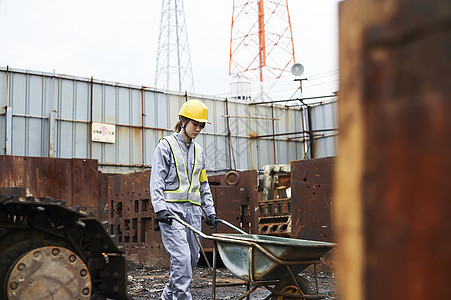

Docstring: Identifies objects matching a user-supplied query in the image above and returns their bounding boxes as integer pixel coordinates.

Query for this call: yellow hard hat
[178,100,211,124]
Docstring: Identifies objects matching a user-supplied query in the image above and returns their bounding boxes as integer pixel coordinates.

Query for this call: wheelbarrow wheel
[270,275,314,299]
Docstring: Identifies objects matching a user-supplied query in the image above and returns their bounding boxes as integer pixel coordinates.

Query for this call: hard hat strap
[180,117,192,142]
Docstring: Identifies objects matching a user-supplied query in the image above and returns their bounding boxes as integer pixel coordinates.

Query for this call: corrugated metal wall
[0,67,337,173]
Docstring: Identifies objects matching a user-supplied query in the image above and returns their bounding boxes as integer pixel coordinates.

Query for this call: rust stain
[0,156,98,213]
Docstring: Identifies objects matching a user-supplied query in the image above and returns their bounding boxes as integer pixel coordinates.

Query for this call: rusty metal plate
[71,159,99,212]
[0,156,99,214]
[201,185,242,250]
[290,157,335,242]
[290,157,335,271]
[106,170,169,268]
[208,170,259,234]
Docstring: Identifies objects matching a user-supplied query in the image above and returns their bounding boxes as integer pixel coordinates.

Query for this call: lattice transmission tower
[155,0,194,92]
[229,0,296,101]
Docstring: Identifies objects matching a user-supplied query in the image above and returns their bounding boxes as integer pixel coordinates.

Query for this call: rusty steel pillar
[336,0,451,299]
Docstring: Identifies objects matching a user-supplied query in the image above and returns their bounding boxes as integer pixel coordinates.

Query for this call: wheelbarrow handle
[167,216,247,235]
[167,215,208,238]
[215,218,247,234]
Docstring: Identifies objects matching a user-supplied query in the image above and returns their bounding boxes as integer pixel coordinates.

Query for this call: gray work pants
[160,202,202,300]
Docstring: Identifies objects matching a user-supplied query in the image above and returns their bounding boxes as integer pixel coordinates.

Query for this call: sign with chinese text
[92,122,116,143]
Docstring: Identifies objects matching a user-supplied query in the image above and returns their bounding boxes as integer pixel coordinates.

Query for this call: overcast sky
[0,0,340,101]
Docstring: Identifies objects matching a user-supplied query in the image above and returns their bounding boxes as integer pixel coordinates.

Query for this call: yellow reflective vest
[162,135,204,206]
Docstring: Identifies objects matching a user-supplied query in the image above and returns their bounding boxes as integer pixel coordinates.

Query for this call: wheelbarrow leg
[237,286,258,300]
[314,263,319,294]
[193,231,212,272]
[286,265,304,296]
[212,241,218,300]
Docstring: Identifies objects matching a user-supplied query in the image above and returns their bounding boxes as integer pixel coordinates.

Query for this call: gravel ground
[126,261,337,300]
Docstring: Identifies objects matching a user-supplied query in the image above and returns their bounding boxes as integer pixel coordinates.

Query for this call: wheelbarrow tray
[213,233,334,282]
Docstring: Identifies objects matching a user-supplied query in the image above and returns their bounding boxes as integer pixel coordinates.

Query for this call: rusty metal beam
[336,0,451,299]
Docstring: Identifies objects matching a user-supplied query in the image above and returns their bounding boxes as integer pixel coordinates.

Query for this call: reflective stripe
[163,135,203,206]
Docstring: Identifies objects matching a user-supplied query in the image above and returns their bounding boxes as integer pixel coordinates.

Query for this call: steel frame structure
[155,0,194,92]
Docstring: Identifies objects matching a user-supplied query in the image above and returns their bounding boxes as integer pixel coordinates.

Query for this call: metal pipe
[222,114,280,121]
[248,105,254,170]
[194,232,212,272]
[216,219,247,234]
[49,70,56,158]
[246,282,251,300]
[300,106,308,159]
[89,76,93,159]
[248,245,254,283]
[271,104,276,164]
[225,98,237,170]
[264,285,325,299]
[4,66,9,108]
[314,263,319,294]
[307,105,314,158]
[286,265,303,296]
[212,241,217,300]
[251,128,338,139]
[98,162,152,168]
[214,282,249,287]
[141,86,145,171]
[4,66,10,155]
[236,286,258,300]
[249,94,336,105]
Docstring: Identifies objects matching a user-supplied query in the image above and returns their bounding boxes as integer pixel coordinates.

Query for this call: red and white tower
[229,0,296,101]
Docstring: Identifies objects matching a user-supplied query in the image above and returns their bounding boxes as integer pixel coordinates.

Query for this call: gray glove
[156,209,172,225]
[205,214,217,229]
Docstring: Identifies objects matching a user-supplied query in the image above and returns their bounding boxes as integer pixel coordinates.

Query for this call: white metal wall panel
[73,123,89,158]
[0,71,7,154]
[12,116,26,156]
[74,81,90,122]
[234,136,250,170]
[1,67,337,173]
[10,74,26,114]
[153,92,169,129]
[310,101,338,158]
[0,114,5,153]
[227,101,249,138]
[0,72,7,107]
[57,121,73,158]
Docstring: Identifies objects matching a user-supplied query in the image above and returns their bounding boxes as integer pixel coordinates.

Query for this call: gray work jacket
[150,133,216,217]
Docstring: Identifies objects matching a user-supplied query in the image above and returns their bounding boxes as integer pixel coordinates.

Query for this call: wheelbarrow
[169,215,335,300]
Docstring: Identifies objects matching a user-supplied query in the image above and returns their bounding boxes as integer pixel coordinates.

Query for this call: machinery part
[7,246,91,299]
[259,215,292,237]
[0,195,128,300]
[224,170,240,186]
[271,275,314,300]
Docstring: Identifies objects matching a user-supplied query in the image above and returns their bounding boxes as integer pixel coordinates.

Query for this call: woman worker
[150,99,217,300]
